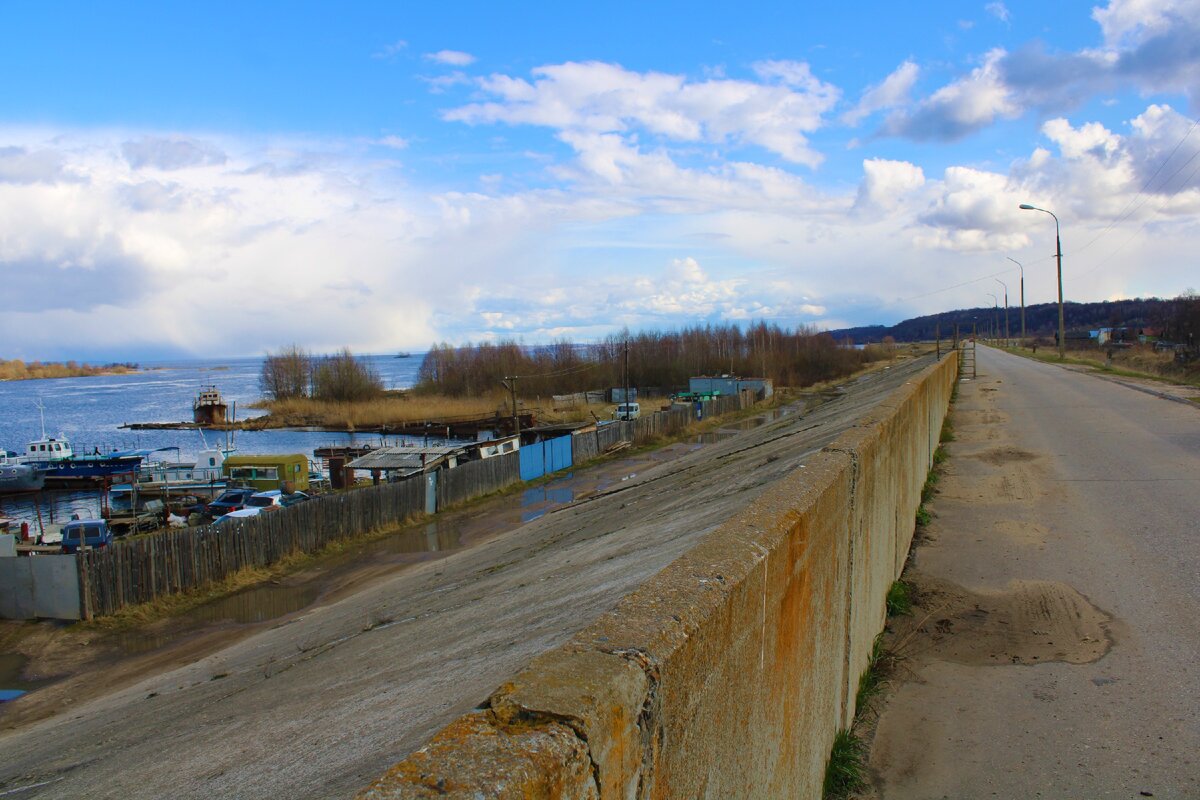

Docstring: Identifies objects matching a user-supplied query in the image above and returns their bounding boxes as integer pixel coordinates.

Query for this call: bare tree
[260,345,313,400]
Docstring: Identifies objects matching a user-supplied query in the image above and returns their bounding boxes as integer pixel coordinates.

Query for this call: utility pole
[501,377,520,438]
[623,338,630,408]
[1007,257,1026,345]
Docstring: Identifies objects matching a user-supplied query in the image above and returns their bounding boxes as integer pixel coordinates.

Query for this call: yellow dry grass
[249,392,513,429]
[0,359,137,381]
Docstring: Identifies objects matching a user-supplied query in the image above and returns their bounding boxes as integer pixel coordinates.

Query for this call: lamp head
[1019,203,1036,210]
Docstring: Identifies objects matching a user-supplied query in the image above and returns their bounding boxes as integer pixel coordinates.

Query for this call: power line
[1071,115,1200,258]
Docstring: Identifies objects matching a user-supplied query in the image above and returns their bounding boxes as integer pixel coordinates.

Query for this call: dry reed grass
[249,391,513,429]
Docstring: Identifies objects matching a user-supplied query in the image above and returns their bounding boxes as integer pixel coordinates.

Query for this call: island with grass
[0,359,139,381]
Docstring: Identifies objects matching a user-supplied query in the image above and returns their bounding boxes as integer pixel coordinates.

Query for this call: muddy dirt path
[0,357,933,800]
[864,346,1200,799]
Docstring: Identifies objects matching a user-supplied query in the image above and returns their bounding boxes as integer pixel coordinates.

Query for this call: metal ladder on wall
[958,337,977,379]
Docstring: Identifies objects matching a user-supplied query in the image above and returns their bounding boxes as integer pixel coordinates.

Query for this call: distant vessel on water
[193,385,228,425]
[395,352,411,359]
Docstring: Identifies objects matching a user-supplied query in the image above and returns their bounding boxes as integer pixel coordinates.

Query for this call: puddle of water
[693,432,739,444]
[379,522,462,555]
[0,652,51,700]
[185,584,320,625]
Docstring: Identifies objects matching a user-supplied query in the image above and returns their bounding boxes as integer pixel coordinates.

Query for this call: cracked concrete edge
[356,711,598,800]
[354,354,957,799]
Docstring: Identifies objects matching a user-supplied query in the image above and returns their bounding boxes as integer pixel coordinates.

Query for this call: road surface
[0,356,934,800]
[868,346,1200,798]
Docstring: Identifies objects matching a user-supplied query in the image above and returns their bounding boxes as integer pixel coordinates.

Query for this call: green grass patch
[915,505,932,527]
[823,729,867,799]
[886,580,913,617]
[921,471,940,504]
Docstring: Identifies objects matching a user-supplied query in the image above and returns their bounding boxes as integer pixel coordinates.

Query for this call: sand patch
[889,573,1112,668]
[973,446,1038,466]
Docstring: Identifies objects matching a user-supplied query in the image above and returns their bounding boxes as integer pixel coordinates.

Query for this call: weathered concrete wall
[359,354,957,800]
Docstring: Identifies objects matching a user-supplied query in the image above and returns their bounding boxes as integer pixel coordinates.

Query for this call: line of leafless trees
[416,322,884,397]
[260,346,384,402]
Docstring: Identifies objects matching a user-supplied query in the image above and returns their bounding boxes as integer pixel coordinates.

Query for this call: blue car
[61,520,114,554]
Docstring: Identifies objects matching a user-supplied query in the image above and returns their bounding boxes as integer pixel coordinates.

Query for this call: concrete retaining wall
[359,354,957,799]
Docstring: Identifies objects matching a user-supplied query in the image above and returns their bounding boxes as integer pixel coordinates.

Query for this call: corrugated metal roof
[345,445,465,471]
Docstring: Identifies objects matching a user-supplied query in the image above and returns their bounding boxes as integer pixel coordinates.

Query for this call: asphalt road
[0,356,935,800]
[869,346,1200,798]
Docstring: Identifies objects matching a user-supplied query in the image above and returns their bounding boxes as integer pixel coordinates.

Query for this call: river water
[0,354,427,526]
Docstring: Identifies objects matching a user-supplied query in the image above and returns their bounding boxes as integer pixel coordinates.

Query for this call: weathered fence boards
[437,452,520,507]
[75,392,755,619]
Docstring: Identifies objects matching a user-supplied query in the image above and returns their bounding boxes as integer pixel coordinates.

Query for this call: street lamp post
[995,278,1010,346]
[987,292,999,341]
[1006,256,1026,344]
[1019,204,1065,359]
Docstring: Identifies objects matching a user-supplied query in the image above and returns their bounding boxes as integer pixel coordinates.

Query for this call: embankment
[358,353,957,799]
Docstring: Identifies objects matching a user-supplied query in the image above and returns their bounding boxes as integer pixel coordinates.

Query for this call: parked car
[245,489,284,511]
[280,490,311,508]
[61,519,113,554]
[614,402,640,420]
[206,488,256,517]
[213,507,263,527]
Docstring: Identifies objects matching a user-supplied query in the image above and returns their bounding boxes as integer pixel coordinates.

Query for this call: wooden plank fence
[80,392,756,618]
[437,451,520,507]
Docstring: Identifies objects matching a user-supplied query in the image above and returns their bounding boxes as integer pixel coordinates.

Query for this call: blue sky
[2,0,1198,359]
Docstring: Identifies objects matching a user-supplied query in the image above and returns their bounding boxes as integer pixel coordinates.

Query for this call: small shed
[688,375,774,399]
[345,445,466,481]
[223,454,309,491]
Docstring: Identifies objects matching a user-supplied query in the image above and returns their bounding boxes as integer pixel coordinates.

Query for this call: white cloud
[885,49,1019,140]
[121,136,227,170]
[842,61,920,126]
[372,39,408,60]
[445,60,840,166]
[3,99,1199,359]
[855,158,926,213]
[885,0,1200,142]
[986,2,1011,23]
[375,135,409,150]
[424,50,476,67]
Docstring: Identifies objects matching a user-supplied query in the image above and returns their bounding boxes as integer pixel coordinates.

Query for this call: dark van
[61,520,114,554]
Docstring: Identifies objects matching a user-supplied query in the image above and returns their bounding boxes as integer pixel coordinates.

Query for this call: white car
[245,490,284,510]
[214,507,264,526]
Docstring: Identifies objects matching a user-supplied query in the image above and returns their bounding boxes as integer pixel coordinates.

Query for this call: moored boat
[15,435,143,483]
[193,386,228,425]
[0,451,45,494]
[110,446,230,502]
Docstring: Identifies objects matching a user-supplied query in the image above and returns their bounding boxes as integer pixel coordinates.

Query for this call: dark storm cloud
[0,243,153,311]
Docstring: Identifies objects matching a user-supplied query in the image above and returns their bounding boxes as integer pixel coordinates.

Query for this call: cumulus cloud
[121,136,227,170]
[445,60,840,166]
[0,146,74,184]
[425,49,476,66]
[854,158,926,213]
[886,0,1200,142]
[885,49,1019,140]
[842,61,920,126]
